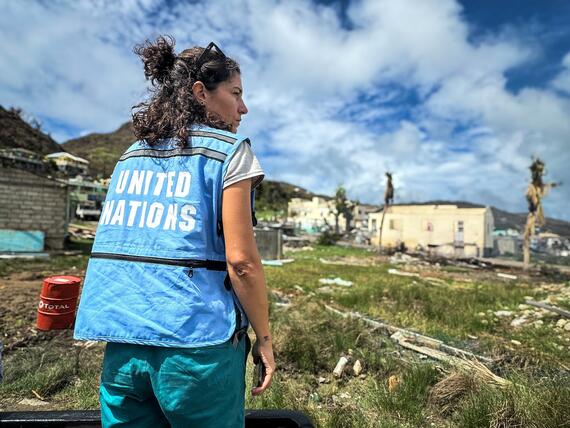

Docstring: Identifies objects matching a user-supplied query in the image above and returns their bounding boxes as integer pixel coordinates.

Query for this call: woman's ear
[192,81,207,105]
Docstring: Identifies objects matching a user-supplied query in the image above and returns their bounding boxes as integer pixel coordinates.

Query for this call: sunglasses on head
[195,42,226,71]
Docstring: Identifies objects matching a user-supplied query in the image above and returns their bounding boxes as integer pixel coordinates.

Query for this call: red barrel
[36,276,81,330]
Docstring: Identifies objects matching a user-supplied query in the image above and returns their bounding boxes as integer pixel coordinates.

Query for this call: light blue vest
[74,126,252,347]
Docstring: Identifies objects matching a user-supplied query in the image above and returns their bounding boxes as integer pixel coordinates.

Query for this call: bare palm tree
[334,185,348,234]
[523,158,560,270]
[378,172,394,249]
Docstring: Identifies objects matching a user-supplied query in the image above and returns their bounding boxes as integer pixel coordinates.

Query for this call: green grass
[1,245,569,427]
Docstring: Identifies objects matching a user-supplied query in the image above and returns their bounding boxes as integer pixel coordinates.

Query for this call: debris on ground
[333,356,349,378]
[318,277,353,287]
[497,272,518,280]
[262,258,294,266]
[525,300,570,319]
[270,290,293,308]
[388,375,400,392]
[387,268,420,278]
[325,305,492,364]
[18,398,48,407]
[68,223,96,240]
[319,256,375,266]
[353,359,363,376]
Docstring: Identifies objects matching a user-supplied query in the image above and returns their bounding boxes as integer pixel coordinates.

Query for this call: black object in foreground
[0,409,315,428]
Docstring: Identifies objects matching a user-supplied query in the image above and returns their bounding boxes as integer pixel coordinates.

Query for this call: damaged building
[369,203,495,257]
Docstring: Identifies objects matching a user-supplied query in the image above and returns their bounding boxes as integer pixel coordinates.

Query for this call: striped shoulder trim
[119,147,226,162]
[190,130,238,144]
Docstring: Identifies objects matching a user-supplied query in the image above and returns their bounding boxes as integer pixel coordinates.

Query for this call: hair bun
[134,35,176,84]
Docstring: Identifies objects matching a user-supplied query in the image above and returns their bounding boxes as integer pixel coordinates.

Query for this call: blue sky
[1,0,569,220]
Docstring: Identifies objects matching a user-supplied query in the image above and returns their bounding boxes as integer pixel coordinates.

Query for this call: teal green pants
[99,338,247,428]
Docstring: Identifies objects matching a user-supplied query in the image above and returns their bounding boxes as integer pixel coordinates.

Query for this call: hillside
[255,180,324,212]
[63,122,135,177]
[0,106,62,155]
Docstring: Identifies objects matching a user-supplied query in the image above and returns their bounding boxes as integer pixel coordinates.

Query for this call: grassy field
[1,245,569,427]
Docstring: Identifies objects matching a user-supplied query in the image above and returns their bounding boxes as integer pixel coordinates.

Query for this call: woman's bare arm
[222,178,275,395]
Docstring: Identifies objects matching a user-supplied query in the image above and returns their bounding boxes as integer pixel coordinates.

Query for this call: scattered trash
[525,300,570,319]
[510,340,522,346]
[326,304,492,364]
[317,286,335,294]
[319,277,353,287]
[510,317,528,327]
[293,285,305,293]
[318,376,328,384]
[333,356,349,378]
[497,272,518,280]
[467,334,478,340]
[389,252,419,264]
[18,398,48,407]
[388,268,420,278]
[494,310,513,318]
[0,253,49,259]
[353,359,363,376]
[388,375,399,392]
[262,259,295,266]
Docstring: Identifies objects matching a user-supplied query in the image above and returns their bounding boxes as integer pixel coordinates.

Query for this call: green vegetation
[1,246,569,427]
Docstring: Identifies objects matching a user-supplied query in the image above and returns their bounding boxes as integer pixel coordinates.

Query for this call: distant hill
[255,181,325,212]
[63,122,135,177]
[0,106,62,155]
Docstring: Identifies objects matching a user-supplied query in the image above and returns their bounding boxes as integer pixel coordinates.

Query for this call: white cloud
[1,0,569,220]
[551,52,570,94]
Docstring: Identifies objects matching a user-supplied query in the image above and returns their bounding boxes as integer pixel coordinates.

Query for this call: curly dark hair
[131,35,241,146]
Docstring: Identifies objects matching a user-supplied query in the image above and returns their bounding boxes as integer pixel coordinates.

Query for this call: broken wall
[0,167,68,250]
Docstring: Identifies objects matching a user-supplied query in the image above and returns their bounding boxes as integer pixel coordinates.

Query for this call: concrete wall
[369,205,494,257]
[254,228,283,260]
[0,167,68,250]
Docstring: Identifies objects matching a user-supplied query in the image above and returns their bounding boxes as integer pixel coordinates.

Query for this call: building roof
[45,151,89,164]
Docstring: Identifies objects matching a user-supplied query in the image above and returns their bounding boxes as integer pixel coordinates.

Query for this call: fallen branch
[324,304,492,364]
[525,300,570,319]
[388,268,420,278]
[391,332,509,387]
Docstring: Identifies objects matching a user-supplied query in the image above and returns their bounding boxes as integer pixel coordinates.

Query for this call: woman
[74,35,275,428]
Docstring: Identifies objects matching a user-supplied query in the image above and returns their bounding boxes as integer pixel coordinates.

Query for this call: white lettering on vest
[127,170,144,195]
[143,170,154,195]
[139,201,148,227]
[163,203,178,231]
[100,200,115,225]
[179,204,196,231]
[127,200,143,226]
[174,172,192,197]
[116,170,130,194]
[153,172,167,196]
[146,202,164,228]
[166,171,176,197]
[110,200,126,225]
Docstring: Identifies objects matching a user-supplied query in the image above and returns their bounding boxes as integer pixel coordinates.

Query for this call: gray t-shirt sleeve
[223,141,264,189]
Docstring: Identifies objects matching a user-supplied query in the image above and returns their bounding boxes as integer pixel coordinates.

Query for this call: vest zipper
[90,252,227,278]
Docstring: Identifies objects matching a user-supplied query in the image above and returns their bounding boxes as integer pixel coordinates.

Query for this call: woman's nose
[239,100,248,115]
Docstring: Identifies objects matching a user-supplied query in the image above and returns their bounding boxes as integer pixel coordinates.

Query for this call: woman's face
[203,73,248,133]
